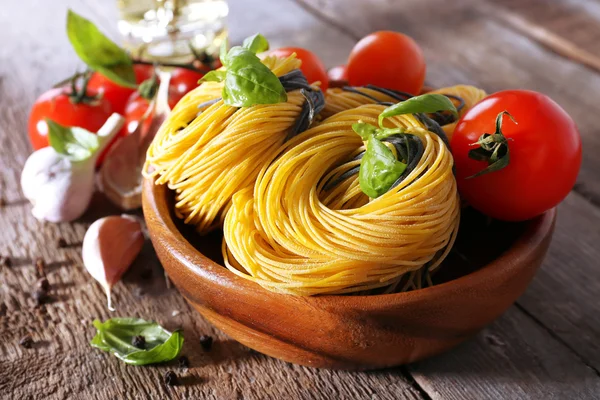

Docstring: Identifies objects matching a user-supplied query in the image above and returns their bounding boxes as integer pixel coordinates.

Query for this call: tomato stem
[466,111,517,179]
[67,70,101,105]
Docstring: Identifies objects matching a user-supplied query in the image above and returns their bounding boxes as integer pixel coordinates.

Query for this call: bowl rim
[143,177,557,308]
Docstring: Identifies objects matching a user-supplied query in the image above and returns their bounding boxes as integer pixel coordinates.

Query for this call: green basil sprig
[378,93,457,127]
[66,10,136,88]
[353,93,457,198]
[200,33,287,107]
[90,318,184,366]
[359,136,407,198]
[47,119,100,162]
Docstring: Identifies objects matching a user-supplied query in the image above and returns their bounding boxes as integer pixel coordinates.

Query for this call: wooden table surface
[2,0,600,399]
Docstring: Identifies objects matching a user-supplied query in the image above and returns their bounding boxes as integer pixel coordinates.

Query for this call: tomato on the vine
[347,31,425,95]
[28,87,114,166]
[88,64,154,114]
[269,47,329,91]
[451,89,581,221]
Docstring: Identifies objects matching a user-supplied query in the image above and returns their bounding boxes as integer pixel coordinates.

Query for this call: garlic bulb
[20,114,124,222]
[82,215,145,311]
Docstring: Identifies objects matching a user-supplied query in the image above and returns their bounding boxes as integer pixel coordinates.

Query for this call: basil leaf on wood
[221,46,287,107]
[90,318,183,366]
[378,94,458,127]
[242,33,269,54]
[66,10,136,88]
[359,136,407,198]
[46,119,99,162]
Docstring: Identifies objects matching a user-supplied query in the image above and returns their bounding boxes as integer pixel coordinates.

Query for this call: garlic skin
[82,215,145,311]
[20,114,124,222]
[21,148,95,222]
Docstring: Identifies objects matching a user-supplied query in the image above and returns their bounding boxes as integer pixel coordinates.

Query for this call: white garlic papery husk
[82,215,145,311]
[20,114,124,223]
[21,148,95,222]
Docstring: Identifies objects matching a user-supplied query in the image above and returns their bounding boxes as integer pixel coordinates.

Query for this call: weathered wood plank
[411,306,600,400]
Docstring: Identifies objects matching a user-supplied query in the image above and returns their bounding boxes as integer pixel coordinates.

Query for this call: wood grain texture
[2,0,600,398]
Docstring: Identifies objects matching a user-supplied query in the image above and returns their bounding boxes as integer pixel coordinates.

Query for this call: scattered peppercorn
[178,355,190,368]
[37,278,50,292]
[0,197,6,207]
[199,335,213,351]
[19,335,34,348]
[164,370,178,386]
[0,256,11,268]
[32,288,49,305]
[132,335,146,349]
[57,238,67,248]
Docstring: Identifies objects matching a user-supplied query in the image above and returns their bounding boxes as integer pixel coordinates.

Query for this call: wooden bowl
[142,178,556,370]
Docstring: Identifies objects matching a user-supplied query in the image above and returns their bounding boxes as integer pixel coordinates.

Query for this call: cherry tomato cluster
[28,65,209,167]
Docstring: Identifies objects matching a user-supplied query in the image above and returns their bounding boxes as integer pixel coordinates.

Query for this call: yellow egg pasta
[222,104,460,296]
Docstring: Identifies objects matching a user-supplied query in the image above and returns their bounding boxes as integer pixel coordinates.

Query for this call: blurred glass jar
[116,0,228,63]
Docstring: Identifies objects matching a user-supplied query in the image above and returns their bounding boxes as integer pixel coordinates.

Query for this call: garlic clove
[82,215,145,311]
[98,71,171,211]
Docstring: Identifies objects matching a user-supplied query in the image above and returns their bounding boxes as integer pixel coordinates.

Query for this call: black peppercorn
[32,288,49,305]
[178,355,190,368]
[164,370,178,386]
[132,335,146,349]
[199,335,213,351]
[0,197,6,207]
[0,256,11,268]
[19,335,34,348]
[37,278,50,292]
[57,238,67,248]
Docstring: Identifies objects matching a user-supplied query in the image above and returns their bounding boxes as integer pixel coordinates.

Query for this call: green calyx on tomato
[201,33,287,107]
[466,111,517,179]
[137,72,160,101]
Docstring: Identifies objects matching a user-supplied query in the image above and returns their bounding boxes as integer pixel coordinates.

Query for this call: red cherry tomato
[122,92,153,137]
[328,65,348,82]
[28,87,114,166]
[88,64,154,114]
[347,31,425,95]
[269,47,329,91]
[169,68,205,108]
[451,90,581,221]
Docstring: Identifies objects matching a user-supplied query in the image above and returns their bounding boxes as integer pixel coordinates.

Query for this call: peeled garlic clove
[82,215,145,311]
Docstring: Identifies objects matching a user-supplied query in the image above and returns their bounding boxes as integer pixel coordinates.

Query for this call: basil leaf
[378,94,458,127]
[90,318,184,366]
[352,121,404,141]
[46,119,99,162]
[359,136,407,198]
[66,10,136,88]
[352,121,379,140]
[242,33,269,54]
[220,38,229,66]
[222,47,287,107]
[199,70,227,83]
